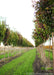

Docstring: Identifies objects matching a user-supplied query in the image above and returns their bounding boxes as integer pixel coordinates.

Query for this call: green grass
[0,53,11,59]
[37,52,40,58]
[41,67,45,70]
[41,67,53,71]
[0,50,20,59]
[46,67,53,70]
[45,50,53,60]
[0,48,36,75]
[0,49,27,60]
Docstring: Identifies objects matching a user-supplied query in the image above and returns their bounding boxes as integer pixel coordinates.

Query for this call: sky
[0,0,52,46]
[44,38,52,46]
[0,0,35,46]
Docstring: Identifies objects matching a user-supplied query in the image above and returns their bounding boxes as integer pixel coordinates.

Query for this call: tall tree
[32,0,54,46]
[3,28,10,45]
[0,24,6,43]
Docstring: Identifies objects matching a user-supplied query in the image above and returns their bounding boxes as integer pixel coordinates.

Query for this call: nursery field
[0,48,36,75]
[0,49,23,60]
[0,48,53,75]
[44,46,52,49]
[45,50,53,60]
[0,47,34,63]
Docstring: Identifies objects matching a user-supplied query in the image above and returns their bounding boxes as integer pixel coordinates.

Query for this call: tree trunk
[49,36,51,58]
[52,32,54,74]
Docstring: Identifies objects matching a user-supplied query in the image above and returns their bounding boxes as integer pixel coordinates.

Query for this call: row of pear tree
[32,0,54,72]
[32,0,54,46]
[0,22,33,47]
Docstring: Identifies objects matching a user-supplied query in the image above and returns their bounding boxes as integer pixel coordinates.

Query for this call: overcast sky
[0,0,52,46]
[0,0,36,46]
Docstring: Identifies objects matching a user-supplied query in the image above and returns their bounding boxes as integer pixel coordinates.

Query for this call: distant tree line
[0,22,33,47]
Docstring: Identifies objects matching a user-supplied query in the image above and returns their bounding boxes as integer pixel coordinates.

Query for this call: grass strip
[45,50,53,60]
[0,50,20,59]
[0,48,36,75]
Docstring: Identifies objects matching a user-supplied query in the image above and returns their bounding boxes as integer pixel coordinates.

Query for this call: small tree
[0,24,6,43]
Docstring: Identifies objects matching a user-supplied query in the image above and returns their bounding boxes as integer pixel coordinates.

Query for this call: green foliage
[7,30,19,46]
[7,30,33,47]
[32,23,49,46]
[17,33,23,46]
[41,67,53,71]
[22,38,34,47]
[32,0,54,46]
[0,18,33,47]
[46,67,53,70]
[3,28,10,45]
[0,24,6,43]
[45,50,53,60]
[41,67,45,70]
[7,31,33,47]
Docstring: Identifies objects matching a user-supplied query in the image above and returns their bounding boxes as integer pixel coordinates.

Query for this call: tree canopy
[32,0,54,46]
[0,20,33,47]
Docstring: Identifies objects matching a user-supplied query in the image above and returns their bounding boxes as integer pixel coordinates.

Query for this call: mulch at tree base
[33,52,53,74]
